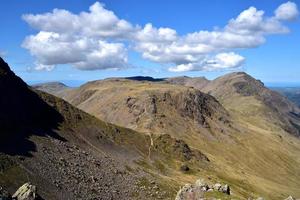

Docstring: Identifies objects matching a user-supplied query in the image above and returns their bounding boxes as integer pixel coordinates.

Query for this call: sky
[0,0,299,86]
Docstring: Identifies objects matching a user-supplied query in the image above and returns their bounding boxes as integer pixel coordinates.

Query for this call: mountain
[59,78,231,140]
[164,76,210,90]
[0,58,212,200]
[43,73,300,199]
[199,72,300,137]
[271,87,300,108]
[32,82,71,98]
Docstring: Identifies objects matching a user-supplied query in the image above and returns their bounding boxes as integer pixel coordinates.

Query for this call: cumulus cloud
[169,52,245,72]
[275,1,299,21]
[135,3,297,72]
[22,31,127,71]
[22,1,298,72]
[23,2,136,38]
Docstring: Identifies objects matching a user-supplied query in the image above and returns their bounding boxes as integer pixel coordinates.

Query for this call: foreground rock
[12,183,37,200]
[175,178,230,200]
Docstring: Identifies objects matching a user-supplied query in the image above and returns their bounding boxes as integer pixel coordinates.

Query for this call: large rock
[195,179,209,191]
[284,196,295,200]
[12,183,37,200]
[221,184,230,195]
[213,183,222,191]
[175,184,204,200]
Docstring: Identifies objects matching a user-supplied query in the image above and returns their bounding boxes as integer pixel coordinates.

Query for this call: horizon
[26,74,300,88]
[1,0,299,85]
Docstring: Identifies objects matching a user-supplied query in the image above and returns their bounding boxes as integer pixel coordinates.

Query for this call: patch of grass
[125,165,134,173]
[0,156,28,193]
[153,159,167,174]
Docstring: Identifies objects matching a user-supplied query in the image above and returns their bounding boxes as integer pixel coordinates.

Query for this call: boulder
[221,184,230,195]
[12,183,37,200]
[213,183,222,191]
[175,184,204,200]
[195,179,209,191]
[284,196,295,200]
[195,179,206,187]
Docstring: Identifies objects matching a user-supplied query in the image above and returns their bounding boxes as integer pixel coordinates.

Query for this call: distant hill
[33,82,71,98]
[60,78,231,140]
[197,72,300,137]
[271,87,300,108]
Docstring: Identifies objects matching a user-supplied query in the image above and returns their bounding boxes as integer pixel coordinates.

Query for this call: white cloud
[135,2,297,72]
[169,52,245,72]
[34,63,55,71]
[22,31,127,70]
[226,7,289,34]
[275,1,299,21]
[23,2,136,38]
[22,1,298,72]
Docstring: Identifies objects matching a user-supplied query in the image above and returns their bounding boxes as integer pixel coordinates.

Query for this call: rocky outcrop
[153,134,209,162]
[12,183,37,200]
[175,178,230,200]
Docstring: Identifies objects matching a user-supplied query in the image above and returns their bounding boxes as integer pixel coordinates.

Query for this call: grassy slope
[54,78,300,199]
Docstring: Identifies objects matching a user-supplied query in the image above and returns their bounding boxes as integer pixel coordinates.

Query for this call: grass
[39,79,300,199]
[0,155,29,194]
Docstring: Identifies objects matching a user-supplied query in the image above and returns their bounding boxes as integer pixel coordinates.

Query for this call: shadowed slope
[0,58,65,156]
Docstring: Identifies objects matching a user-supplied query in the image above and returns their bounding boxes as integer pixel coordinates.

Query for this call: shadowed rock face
[0,58,64,156]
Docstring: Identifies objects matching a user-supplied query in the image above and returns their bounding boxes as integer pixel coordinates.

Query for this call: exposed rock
[195,179,209,191]
[284,196,295,200]
[175,184,204,200]
[175,178,231,200]
[213,183,222,191]
[12,183,37,200]
[221,184,230,195]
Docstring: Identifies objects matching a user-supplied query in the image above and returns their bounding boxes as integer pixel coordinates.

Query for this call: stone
[213,183,222,191]
[195,179,206,187]
[12,183,37,200]
[221,184,230,195]
[284,196,295,200]
[175,184,204,200]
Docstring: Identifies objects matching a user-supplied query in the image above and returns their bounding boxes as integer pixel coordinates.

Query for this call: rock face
[55,78,232,141]
[12,183,37,200]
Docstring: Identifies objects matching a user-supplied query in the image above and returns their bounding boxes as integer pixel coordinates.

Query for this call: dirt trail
[148,133,154,159]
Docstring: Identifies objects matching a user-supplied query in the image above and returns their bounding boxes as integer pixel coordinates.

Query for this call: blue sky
[0,0,299,86]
